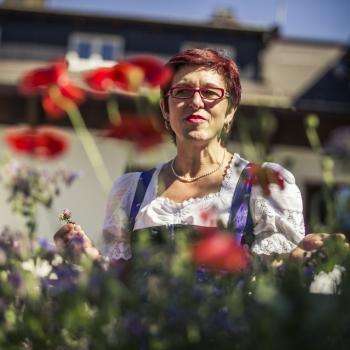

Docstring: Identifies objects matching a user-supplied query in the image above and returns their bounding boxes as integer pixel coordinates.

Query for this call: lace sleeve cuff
[251,232,298,255]
[102,241,132,261]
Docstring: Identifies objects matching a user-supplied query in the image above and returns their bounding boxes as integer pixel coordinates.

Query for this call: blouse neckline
[150,153,241,207]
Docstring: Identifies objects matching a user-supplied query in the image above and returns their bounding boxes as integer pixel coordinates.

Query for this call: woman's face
[161,65,235,145]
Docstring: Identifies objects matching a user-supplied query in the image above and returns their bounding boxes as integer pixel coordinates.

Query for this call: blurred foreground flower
[103,116,164,150]
[19,60,85,118]
[1,159,81,238]
[22,257,52,279]
[191,230,250,272]
[85,55,172,93]
[246,164,285,196]
[309,264,345,295]
[5,126,69,159]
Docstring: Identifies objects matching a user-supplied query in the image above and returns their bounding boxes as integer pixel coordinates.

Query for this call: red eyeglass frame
[167,86,230,100]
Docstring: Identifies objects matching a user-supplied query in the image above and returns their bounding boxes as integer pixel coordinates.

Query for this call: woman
[54,48,331,263]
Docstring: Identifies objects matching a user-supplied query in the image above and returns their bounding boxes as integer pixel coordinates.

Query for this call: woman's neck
[173,140,227,177]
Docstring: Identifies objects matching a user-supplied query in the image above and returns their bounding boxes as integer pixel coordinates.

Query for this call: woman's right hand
[53,223,101,261]
[289,233,348,262]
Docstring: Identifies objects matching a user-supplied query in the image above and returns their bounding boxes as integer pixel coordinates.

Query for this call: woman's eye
[174,89,191,97]
[201,89,220,98]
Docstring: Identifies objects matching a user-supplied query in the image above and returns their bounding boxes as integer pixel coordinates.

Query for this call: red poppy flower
[103,116,164,150]
[192,230,250,272]
[85,55,172,93]
[84,63,144,92]
[246,164,285,196]
[5,127,69,159]
[126,55,173,88]
[19,60,85,118]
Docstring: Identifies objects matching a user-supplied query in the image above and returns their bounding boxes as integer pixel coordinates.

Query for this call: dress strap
[227,163,254,246]
[129,168,156,231]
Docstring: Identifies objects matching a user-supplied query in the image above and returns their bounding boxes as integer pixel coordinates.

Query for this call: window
[77,41,91,59]
[101,43,115,61]
[67,32,124,70]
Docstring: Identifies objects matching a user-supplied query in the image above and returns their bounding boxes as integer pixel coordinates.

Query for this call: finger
[64,232,77,244]
[80,232,93,247]
[84,246,101,260]
[305,242,323,251]
[334,233,347,241]
[54,224,74,240]
[300,238,323,250]
[63,230,86,245]
[307,233,329,240]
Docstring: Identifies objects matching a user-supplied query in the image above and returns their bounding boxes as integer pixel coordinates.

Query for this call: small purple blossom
[212,285,224,297]
[38,237,53,251]
[64,170,84,186]
[88,270,104,298]
[8,270,22,289]
[207,307,236,333]
[195,266,209,283]
[236,279,245,289]
[304,265,315,278]
[49,264,79,294]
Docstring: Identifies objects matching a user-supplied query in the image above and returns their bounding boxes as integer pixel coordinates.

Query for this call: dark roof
[0,5,278,37]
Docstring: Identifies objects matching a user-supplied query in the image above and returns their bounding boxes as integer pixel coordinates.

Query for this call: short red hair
[161,48,241,108]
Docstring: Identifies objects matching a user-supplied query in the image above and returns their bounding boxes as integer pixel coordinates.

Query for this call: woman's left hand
[289,233,348,262]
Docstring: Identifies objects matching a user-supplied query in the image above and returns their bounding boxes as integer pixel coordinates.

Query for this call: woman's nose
[189,90,205,109]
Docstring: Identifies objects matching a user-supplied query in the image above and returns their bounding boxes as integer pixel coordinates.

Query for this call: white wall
[0,126,175,246]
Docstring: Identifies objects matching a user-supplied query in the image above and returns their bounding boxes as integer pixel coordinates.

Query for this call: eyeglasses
[167,86,230,101]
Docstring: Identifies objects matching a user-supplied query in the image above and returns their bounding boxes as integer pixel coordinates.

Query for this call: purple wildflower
[64,171,83,186]
[49,264,79,294]
[8,271,22,289]
[38,237,53,251]
[212,285,224,298]
[195,266,209,283]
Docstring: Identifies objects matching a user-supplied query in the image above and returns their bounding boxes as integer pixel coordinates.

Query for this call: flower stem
[107,97,122,125]
[305,114,336,231]
[48,86,112,193]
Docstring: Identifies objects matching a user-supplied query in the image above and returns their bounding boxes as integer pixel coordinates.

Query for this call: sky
[46,0,350,44]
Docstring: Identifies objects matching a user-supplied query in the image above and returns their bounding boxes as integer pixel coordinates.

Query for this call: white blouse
[102,154,305,260]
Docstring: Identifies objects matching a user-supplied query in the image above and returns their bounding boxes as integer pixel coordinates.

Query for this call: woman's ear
[225,105,237,124]
[159,98,168,119]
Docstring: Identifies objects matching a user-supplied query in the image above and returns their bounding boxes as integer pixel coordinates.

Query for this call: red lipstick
[185,114,206,124]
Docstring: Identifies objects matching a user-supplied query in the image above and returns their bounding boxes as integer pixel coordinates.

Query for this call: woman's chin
[182,130,214,143]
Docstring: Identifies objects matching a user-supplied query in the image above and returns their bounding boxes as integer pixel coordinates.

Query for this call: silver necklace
[171,150,226,183]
